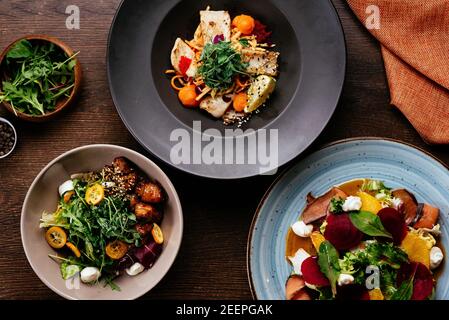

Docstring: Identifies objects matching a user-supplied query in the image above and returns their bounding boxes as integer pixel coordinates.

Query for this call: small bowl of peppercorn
[0,117,17,159]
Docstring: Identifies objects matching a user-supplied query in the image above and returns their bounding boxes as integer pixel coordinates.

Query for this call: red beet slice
[378,208,407,244]
[397,262,434,300]
[134,241,162,268]
[336,284,370,300]
[324,213,363,251]
[301,256,330,287]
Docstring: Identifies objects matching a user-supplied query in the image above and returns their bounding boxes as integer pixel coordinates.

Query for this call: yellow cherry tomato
[105,240,128,260]
[66,242,81,258]
[45,226,67,249]
[85,183,104,205]
[152,223,164,244]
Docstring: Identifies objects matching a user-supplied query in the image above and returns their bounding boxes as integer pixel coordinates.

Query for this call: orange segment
[400,232,431,269]
[368,288,384,300]
[358,191,383,214]
[310,232,326,252]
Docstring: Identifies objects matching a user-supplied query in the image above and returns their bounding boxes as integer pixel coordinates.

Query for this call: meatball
[136,182,165,203]
[113,157,133,174]
[134,202,162,224]
[135,223,153,237]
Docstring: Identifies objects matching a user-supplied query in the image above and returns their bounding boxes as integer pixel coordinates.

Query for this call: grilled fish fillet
[200,10,231,44]
[242,49,280,77]
[170,38,197,77]
[200,94,234,118]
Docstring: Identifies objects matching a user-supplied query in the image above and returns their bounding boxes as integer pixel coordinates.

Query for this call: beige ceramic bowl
[21,144,183,300]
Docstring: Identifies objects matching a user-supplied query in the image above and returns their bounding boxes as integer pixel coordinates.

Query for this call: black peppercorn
[0,121,16,157]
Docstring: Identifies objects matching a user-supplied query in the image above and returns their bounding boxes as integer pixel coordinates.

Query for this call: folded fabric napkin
[347,0,449,144]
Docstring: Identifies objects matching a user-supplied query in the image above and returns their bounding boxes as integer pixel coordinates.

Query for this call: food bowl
[0,117,17,159]
[107,0,346,178]
[0,35,82,122]
[21,144,183,300]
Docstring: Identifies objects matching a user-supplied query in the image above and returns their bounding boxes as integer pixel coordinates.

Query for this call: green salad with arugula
[0,39,78,116]
[40,157,166,290]
[286,179,444,300]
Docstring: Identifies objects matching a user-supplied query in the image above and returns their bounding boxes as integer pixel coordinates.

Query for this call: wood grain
[0,0,447,300]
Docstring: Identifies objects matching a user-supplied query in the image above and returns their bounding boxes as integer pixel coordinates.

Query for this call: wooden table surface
[1,0,448,300]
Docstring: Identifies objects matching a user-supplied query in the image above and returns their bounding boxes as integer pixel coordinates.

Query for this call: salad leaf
[239,38,250,47]
[60,262,80,280]
[198,41,248,90]
[349,211,392,238]
[6,40,33,59]
[318,240,340,297]
[0,39,78,115]
[391,276,414,300]
[361,180,391,192]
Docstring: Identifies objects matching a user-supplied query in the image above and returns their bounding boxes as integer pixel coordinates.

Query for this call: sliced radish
[378,207,407,244]
[324,213,363,251]
[301,256,330,287]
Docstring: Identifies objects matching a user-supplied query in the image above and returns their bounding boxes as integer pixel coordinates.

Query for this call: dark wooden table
[1,0,447,300]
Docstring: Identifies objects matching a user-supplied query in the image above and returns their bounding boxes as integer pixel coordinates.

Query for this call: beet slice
[336,284,370,300]
[301,256,330,287]
[324,213,363,251]
[378,207,407,244]
[134,241,162,268]
[397,262,434,300]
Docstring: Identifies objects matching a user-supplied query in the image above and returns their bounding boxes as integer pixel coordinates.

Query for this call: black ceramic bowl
[108,0,346,179]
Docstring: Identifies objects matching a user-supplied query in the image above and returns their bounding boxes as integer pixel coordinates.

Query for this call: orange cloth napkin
[347,0,449,144]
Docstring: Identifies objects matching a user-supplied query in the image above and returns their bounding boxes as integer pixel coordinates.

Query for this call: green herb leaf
[390,276,414,300]
[349,211,392,238]
[329,197,344,213]
[198,41,248,90]
[1,40,77,115]
[318,240,341,297]
[239,38,250,47]
[6,40,33,59]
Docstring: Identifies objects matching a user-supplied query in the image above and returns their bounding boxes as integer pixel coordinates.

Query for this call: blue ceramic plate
[248,138,449,300]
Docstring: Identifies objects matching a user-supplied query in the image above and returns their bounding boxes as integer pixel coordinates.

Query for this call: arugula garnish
[0,39,78,116]
[239,38,250,47]
[198,41,248,90]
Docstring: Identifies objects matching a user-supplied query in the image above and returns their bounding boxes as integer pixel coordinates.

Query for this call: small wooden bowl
[0,35,82,122]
